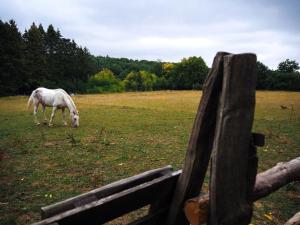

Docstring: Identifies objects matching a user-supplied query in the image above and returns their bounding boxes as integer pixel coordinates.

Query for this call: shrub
[87,68,123,93]
[123,71,158,91]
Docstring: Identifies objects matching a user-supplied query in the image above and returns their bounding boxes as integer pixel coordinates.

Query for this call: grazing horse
[27,87,79,127]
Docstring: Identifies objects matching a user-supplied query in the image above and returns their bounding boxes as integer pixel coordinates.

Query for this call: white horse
[27,87,79,127]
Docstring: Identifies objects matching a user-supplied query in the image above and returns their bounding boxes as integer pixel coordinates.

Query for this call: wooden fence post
[166,52,230,225]
[208,53,257,225]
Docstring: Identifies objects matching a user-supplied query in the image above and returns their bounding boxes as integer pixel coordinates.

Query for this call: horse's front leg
[34,103,40,125]
[42,105,47,124]
[49,106,57,127]
[62,108,67,126]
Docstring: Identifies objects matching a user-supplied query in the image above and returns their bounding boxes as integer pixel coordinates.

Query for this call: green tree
[256,61,270,89]
[162,63,175,72]
[52,37,96,92]
[95,56,163,80]
[23,22,47,91]
[140,71,158,91]
[87,68,123,93]
[0,20,98,95]
[169,56,209,90]
[277,59,299,73]
[123,71,142,91]
[76,47,98,91]
[267,72,300,91]
[42,24,62,88]
[0,20,25,96]
[123,71,158,91]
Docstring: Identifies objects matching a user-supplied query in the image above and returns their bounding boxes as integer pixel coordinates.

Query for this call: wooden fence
[33,52,300,225]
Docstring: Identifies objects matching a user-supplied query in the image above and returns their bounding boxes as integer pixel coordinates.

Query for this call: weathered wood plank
[208,53,257,225]
[184,156,300,225]
[148,172,179,225]
[166,52,231,225]
[41,165,173,219]
[33,170,181,225]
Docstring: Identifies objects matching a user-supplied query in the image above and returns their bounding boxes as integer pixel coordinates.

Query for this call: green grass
[0,91,299,225]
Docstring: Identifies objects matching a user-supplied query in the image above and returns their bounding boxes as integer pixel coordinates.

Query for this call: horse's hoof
[36,122,41,126]
[48,124,53,127]
[63,123,68,126]
[43,121,48,125]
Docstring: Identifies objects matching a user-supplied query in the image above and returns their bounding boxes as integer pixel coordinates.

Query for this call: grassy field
[0,91,299,225]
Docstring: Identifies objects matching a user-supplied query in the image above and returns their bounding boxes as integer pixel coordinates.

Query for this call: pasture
[0,91,299,225]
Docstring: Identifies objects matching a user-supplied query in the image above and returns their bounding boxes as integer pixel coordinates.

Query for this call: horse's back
[35,87,67,96]
[55,88,70,96]
[33,87,65,106]
[35,87,55,94]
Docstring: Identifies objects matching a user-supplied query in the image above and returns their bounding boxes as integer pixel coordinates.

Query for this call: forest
[1,19,300,96]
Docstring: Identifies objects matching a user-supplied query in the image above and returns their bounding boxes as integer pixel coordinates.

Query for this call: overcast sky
[1,0,299,68]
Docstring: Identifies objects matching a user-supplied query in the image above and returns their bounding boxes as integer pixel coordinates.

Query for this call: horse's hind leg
[62,108,67,126]
[34,103,40,125]
[49,106,57,127]
[42,105,47,124]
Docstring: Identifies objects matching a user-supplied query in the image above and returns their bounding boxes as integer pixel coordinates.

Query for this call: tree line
[88,55,209,93]
[0,20,96,96]
[0,20,299,96]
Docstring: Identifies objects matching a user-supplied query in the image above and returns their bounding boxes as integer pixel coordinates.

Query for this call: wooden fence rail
[33,169,181,225]
[184,156,300,225]
[40,166,173,219]
[33,157,300,225]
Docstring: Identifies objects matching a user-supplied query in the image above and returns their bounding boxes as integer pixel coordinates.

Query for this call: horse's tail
[27,91,35,109]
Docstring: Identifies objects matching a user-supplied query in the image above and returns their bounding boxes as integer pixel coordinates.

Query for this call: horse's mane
[57,89,78,113]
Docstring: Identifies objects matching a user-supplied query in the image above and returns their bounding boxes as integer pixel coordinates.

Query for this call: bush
[166,56,209,90]
[267,72,300,91]
[123,71,158,91]
[87,68,123,93]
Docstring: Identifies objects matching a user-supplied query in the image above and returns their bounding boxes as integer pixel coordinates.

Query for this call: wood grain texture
[166,52,230,225]
[208,53,257,225]
[41,166,173,219]
[253,156,300,201]
[33,171,181,225]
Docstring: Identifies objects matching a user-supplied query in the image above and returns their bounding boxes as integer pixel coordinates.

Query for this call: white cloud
[0,0,299,69]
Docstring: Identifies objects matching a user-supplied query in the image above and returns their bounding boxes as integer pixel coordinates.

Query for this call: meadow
[0,91,299,225]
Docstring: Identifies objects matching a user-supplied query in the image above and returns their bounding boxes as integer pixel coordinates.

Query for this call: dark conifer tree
[44,24,62,87]
[0,20,25,95]
[23,22,46,91]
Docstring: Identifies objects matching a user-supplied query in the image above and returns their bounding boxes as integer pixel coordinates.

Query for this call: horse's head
[70,110,79,127]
